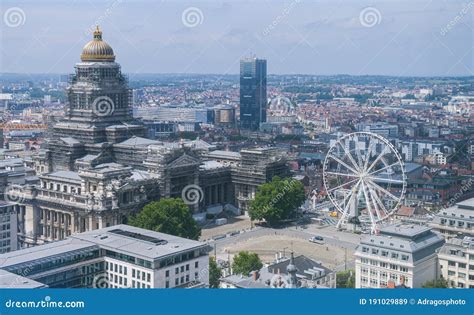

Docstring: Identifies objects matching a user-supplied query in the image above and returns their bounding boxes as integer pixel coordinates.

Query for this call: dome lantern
[80,26,115,62]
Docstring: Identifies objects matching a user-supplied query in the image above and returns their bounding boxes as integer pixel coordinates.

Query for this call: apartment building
[430,198,474,238]
[355,224,444,288]
[438,236,474,288]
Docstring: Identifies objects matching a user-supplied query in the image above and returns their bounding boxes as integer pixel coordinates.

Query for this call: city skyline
[1,0,473,76]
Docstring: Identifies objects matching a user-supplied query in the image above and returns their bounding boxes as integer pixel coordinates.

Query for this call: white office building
[0,224,210,288]
[438,236,474,288]
[355,224,444,288]
[430,198,474,238]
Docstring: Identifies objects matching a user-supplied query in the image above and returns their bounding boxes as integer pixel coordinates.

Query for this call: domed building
[35,27,148,172]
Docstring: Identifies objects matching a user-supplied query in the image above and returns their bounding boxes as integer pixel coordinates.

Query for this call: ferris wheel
[322,132,406,233]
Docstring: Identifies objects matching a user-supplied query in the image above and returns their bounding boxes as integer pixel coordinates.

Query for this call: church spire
[286,252,298,288]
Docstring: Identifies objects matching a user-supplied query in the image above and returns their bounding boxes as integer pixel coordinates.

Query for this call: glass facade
[240,58,267,130]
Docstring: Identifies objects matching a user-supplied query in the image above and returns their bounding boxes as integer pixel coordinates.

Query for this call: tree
[336,269,355,288]
[209,257,222,288]
[249,176,305,226]
[232,251,263,275]
[422,278,448,288]
[129,198,201,240]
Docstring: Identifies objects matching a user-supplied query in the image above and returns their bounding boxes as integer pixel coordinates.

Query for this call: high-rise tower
[239,57,267,130]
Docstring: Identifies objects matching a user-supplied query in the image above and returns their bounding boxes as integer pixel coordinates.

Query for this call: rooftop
[0,270,47,288]
[70,224,208,261]
[45,170,82,181]
[207,150,241,159]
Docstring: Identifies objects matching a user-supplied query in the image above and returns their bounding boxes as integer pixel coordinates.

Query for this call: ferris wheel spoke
[366,179,400,202]
[366,147,389,173]
[355,149,364,171]
[327,154,359,175]
[366,182,385,220]
[361,181,377,228]
[367,162,400,177]
[368,185,390,219]
[363,138,376,171]
[368,176,405,184]
[337,142,361,172]
[337,180,361,228]
[324,171,360,178]
[326,177,360,193]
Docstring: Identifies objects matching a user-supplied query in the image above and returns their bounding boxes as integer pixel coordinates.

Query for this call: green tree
[336,269,355,288]
[249,177,305,225]
[129,198,201,240]
[422,278,448,288]
[209,257,222,288]
[232,251,263,275]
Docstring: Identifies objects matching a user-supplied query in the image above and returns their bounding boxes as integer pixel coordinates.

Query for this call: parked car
[308,236,324,244]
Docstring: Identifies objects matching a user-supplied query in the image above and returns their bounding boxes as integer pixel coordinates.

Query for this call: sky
[0,0,473,76]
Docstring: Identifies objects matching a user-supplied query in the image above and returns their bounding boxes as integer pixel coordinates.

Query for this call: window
[147,273,151,282]
[175,267,179,274]
[186,264,189,271]
[175,278,179,285]
[448,261,456,267]
[401,255,409,261]
[132,269,135,278]
[381,251,388,257]
[195,261,199,268]
[458,263,466,269]
[180,266,184,272]
[165,281,169,288]
[371,249,378,255]
[391,253,399,259]
[165,270,170,277]
[362,247,369,253]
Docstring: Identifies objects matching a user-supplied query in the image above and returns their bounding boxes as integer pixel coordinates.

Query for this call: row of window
[132,268,151,283]
[361,246,410,261]
[41,181,81,195]
[446,261,474,270]
[360,258,409,270]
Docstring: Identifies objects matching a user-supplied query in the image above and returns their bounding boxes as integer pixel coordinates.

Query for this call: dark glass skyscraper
[239,57,267,130]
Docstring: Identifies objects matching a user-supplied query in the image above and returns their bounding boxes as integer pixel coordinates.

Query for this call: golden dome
[80,26,115,62]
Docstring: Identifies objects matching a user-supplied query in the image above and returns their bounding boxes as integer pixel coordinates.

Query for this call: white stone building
[355,224,444,288]
[438,236,474,288]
